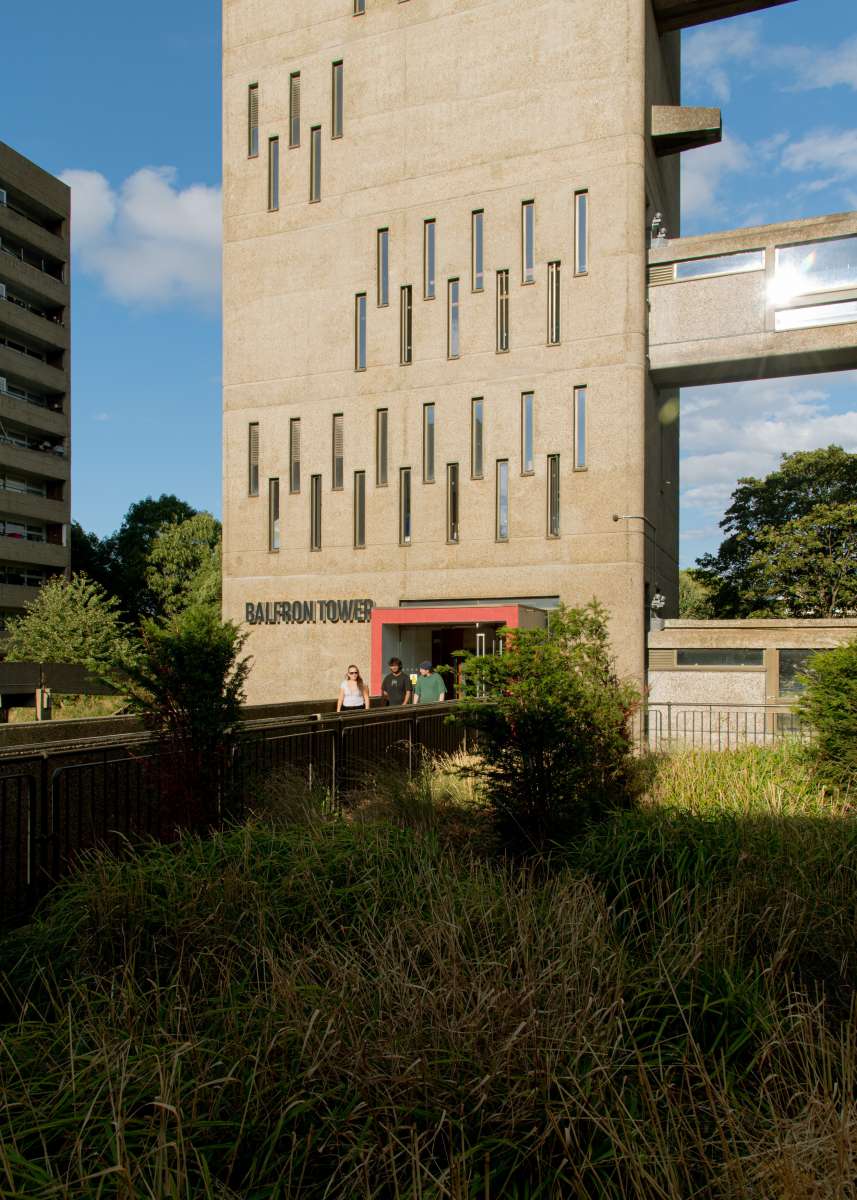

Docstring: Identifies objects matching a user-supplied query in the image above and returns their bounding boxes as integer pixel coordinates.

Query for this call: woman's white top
[340,680,365,707]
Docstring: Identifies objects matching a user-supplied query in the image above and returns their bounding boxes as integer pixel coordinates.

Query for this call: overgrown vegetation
[455,602,639,853]
[2,746,855,1198]
[796,638,857,790]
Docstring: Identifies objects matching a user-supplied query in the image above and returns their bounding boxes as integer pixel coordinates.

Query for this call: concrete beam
[652,106,722,156]
[654,0,795,33]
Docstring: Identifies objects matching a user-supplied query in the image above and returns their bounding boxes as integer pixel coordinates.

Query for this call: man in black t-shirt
[382,657,412,705]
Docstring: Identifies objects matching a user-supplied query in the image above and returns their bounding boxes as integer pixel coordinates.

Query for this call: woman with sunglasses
[337,664,370,712]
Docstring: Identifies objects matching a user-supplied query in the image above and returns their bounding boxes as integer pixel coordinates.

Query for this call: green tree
[70,521,115,593]
[111,494,197,623]
[3,575,138,676]
[695,447,857,617]
[741,501,857,617]
[147,512,222,618]
[678,569,713,618]
[124,604,250,825]
[796,639,857,789]
[455,602,639,854]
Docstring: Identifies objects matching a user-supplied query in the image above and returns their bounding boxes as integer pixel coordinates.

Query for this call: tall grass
[0,747,855,1197]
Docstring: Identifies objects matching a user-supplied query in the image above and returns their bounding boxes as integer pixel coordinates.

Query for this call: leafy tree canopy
[678,570,713,619]
[112,494,197,622]
[3,575,138,677]
[695,446,857,617]
[146,512,222,619]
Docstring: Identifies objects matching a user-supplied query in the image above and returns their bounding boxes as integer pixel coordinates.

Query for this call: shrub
[795,638,857,789]
[455,601,640,853]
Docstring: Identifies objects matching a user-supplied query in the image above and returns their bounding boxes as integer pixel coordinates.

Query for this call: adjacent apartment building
[0,143,71,627]
[222,0,857,703]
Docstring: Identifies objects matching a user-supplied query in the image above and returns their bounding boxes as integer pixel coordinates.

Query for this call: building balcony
[0,343,67,398]
[0,247,67,308]
[0,491,67,525]
[648,211,857,386]
[0,535,67,570]
[0,293,68,354]
[0,440,68,482]
[0,200,66,268]
[0,582,43,609]
[0,387,67,435]
[653,0,795,32]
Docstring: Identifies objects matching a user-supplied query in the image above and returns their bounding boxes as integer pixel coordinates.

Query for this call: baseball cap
[419,661,432,670]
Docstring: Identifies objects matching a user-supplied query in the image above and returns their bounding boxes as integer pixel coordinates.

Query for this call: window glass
[268,478,280,551]
[472,210,484,291]
[423,403,435,482]
[355,294,366,369]
[448,278,460,358]
[547,454,560,537]
[354,0,365,12]
[575,190,588,275]
[496,460,509,541]
[310,126,321,201]
[674,250,764,280]
[471,397,483,478]
[774,234,857,299]
[522,201,535,283]
[496,269,509,351]
[521,393,534,474]
[289,418,301,492]
[289,73,301,147]
[332,62,344,138]
[399,467,412,544]
[248,84,259,157]
[400,285,413,363]
[778,649,816,695]
[310,474,322,550]
[574,386,587,470]
[775,300,857,332]
[424,220,436,299]
[377,228,389,306]
[354,471,366,547]
[447,463,460,543]
[268,137,279,211]
[248,422,259,496]
[547,261,561,344]
[376,408,388,485]
[676,648,764,667]
[332,413,344,489]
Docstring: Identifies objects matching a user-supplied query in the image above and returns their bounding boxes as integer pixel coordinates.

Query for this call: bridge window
[774,234,857,300]
[673,250,764,281]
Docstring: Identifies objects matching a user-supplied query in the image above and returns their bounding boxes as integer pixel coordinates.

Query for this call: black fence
[0,702,465,931]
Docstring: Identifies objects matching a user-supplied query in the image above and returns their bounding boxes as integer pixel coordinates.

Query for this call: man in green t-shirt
[413,661,446,704]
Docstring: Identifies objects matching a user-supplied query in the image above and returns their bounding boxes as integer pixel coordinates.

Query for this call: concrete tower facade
[222,0,857,702]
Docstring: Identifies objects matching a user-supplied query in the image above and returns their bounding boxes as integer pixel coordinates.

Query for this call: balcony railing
[0,236,64,283]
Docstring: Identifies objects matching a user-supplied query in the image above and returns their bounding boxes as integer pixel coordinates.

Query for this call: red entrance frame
[370,605,521,694]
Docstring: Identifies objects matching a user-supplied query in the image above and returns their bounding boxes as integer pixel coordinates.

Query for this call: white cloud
[683,20,760,104]
[780,128,857,183]
[60,167,221,311]
[681,135,752,222]
[770,35,857,93]
[680,376,857,529]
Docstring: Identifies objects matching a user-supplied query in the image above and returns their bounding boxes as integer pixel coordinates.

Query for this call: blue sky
[1,0,855,565]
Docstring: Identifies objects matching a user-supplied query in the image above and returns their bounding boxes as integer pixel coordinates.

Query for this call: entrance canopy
[370,604,547,695]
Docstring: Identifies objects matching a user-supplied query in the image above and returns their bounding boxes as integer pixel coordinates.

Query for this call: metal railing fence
[638,702,808,751]
[0,702,465,929]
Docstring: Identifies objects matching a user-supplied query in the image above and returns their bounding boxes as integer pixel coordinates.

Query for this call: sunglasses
[348,670,359,675]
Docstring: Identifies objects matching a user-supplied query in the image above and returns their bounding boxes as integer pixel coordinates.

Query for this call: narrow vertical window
[472,210,484,291]
[399,467,412,545]
[332,61,344,138]
[400,285,413,364]
[521,392,534,474]
[547,261,561,345]
[547,454,560,537]
[448,278,460,359]
[310,474,322,550]
[377,228,389,306]
[574,385,587,470]
[496,269,509,351]
[289,418,301,493]
[248,84,259,157]
[447,463,460,543]
[471,398,484,479]
[423,403,435,482]
[332,413,344,489]
[248,423,259,496]
[354,470,366,548]
[267,137,279,211]
[355,293,366,370]
[496,460,509,541]
[376,408,388,485]
[423,219,436,299]
[575,190,588,275]
[354,0,365,12]
[268,477,280,551]
[310,126,321,201]
[522,200,535,283]
[289,72,301,147]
